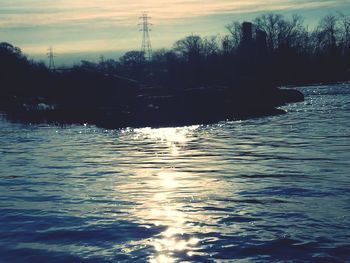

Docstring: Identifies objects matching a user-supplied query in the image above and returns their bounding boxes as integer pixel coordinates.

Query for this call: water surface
[1,84,350,262]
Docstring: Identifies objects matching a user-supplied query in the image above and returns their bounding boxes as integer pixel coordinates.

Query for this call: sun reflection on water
[146,169,198,262]
[134,126,200,157]
[115,125,235,262]
[134,126,200,144]
[131,126,202,262]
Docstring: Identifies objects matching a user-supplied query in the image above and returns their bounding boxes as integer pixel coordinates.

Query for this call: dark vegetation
[1,13,349,128]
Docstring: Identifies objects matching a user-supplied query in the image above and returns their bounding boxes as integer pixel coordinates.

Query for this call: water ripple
[1,84,350,262]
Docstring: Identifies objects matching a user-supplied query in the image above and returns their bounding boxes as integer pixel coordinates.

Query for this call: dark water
[1,84,350,263]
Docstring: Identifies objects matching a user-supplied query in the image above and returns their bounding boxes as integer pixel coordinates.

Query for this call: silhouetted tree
[254,14,305,52]
[2,11,350,119]
[203,36,220,58]
[119,51,146,79]
[338,13,350,56]
[313,15,339,55]
[174,35,203,62]
[0,42,23,58]
[225,21,243,52]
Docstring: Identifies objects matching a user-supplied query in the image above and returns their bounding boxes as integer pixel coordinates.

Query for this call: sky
[0,0,349,65]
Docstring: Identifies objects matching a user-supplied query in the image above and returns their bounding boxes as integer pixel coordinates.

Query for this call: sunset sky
[0,0,349,64]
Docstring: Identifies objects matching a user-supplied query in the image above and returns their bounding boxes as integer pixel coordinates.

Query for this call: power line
[139,12,152,60]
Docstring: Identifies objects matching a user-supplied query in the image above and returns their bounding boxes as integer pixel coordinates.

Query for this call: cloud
[0,0,348,54]
[0,0,346,28]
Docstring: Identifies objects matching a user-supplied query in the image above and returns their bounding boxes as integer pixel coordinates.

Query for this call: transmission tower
[139,12,152,60]
[47,46,56,71]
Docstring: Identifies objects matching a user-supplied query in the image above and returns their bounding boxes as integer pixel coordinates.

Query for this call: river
[1,84,350,262]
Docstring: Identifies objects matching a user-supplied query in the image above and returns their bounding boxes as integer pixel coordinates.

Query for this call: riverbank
[1,74,304,128]
[0,41,306,128]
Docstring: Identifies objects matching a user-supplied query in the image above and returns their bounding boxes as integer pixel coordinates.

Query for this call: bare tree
[254,14,283,51]
[312,15,339,54]
[254,13,305,52]
[173,34,203,61]
[202,36,220,57]
[337,12,350,55]
[225,21,243,52]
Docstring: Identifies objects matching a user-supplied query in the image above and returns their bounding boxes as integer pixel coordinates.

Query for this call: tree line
[4,12,336,126]
[75,12,350,88]
[0,12,349,112]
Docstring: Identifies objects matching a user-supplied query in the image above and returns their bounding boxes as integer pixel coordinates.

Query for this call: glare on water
[121,126,203,262]
[0,84,350,262]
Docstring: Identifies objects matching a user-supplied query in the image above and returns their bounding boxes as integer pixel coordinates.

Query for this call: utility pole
[47,46,56,71]
[139,12,152,61]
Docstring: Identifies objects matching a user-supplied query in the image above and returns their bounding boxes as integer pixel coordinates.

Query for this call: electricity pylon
[47,46,56,71]
[139,12,152,60]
